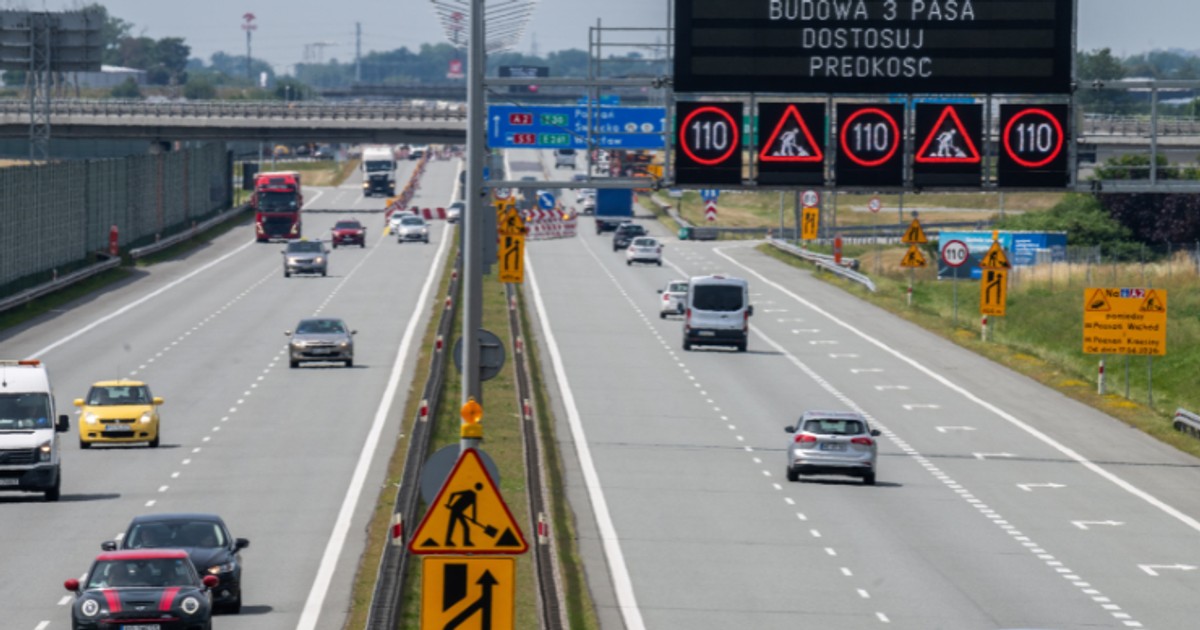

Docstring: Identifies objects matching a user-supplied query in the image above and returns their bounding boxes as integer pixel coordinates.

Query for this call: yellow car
[75,381,163,449]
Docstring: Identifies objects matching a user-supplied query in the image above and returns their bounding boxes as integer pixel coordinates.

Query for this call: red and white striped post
[1098,359,1106,395]
[389,514,403,546]
[537,512,549,544]
[981,315,989,342]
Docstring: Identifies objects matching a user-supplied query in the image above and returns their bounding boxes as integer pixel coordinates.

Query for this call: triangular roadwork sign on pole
[759,104,824,163]
[900,244,927,268]
[915,106,982,164]
[902,218,927,244]
[409,449,528,555]
[980,240,1010,269]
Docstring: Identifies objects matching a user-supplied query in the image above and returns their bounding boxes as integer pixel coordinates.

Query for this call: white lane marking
[936,426,976,433]
[829,353,859,358]
[1072,520,1124,530]
[1018,483,1066,492]
[57,595,71,605]
[902,404,941,410]
[874,385,910,391]
[145,500,155,507]
[1139,564,1197,576]
[525,257,646,630]
[36,622,51,629]
[851,368,883,373]
[877,612,890,623]
[28,239,257,359]
[973,452,1016,460]
[296,216,453,630]
[841,568,853,577]
[858,589,871,599]
[716,246,1200,536]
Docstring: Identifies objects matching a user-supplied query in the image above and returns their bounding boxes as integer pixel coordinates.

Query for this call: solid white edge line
[713,246,1200,534]
[295,167,455,630]
[28,239,257,359]
[526,257,646,630]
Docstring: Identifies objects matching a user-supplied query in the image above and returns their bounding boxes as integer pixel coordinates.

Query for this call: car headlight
[208,561,236,574]
[338,341,351,349]
[180,596,201,615]
[140,412,152,424]
[288,257,299,265]
[85,413,98,425]
[80,598,100,617]
[314,257,324,264]
[38,440,52,462]
[291,340,306,349]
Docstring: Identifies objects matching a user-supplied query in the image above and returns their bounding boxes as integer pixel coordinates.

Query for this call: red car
[331,219,366,248]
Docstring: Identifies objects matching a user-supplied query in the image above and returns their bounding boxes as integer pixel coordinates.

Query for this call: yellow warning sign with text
[980,240,1010,269]
[902,218,927,244]
[498,233,525,284]
[422,557,515,630]
[409,448,528,555]
[1082,287,1167,356]
[900,244,927,268]
[801,206,819,240]
[980,268,1008,316]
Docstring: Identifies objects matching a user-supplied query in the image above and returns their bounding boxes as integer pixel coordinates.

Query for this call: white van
[554,148,577,169]
[682,275,753,352]
[0,360,69,501]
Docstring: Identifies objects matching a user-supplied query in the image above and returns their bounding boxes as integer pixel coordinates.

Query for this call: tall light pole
[242,13,257,84]
[463,0,485,408]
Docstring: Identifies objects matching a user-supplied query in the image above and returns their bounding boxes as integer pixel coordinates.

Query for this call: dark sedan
[331,219,366,248]
[103,513,250,614]
[66,548,219,629]
[612,222,647,251]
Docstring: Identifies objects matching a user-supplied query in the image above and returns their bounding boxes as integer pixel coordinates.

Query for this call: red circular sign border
[680,105,740,167]
[941,239,969,268]
[1003,108,1065,169]
[839,107,901,168]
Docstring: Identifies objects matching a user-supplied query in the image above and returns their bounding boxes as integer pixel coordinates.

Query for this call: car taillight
[663,294,670,302]
[795,434,817,443]
[851,437,874,446]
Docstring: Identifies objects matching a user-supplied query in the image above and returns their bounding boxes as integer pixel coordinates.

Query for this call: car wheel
[332,242,337,249]
[284,270,291,278]
[626,260,632,266]
[79,439,90,449]
[657,260,663,267]
[424,237,429,244]
[345,359,354,368]
[360,242,365,248]
[863,472,876,486]
[149,432,160,448]
[45,474,60,502]
[682,338,692,351]
[321,270,327,277]
[290,360,299,369]
[786,467,800,482]
[659,312,666,319]
[737,342,748,353]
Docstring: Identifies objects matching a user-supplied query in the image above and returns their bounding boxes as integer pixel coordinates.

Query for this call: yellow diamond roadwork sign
[422,557,515,630]
[979,240,1010,269]
[409,448,528,555]
[902,218,927,244]
[1083,287,1167,356]
[980,268,1008,316]
[900,244,927,268]
[801,206,819,240]
[498,232,525,284]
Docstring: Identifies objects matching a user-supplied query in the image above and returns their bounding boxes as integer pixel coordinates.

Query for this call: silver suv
[286,318,356,368]
[282,240,328,277]
[658,280,688,319]
[785,411,880,485]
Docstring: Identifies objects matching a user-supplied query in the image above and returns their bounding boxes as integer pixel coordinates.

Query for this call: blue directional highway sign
[699,189,720,203]
[537,191,556,210]
[488,105,666,150]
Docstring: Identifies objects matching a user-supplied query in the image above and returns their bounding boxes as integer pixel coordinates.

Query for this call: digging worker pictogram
[445,482,484,547]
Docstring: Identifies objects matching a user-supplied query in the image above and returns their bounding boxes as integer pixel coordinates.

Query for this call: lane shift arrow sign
[1017,483,1066,492]
[1139,564,1198,577]
[1072,520,1125,530]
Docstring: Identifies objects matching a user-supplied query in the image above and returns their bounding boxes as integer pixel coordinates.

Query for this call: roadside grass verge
[0,267,132,333]
[758,243,1200,458]
[264,159,362,187]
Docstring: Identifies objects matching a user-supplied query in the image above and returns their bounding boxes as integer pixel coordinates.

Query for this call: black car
[66,549,219,630]
[104,513,249,613]
[612,222,647,251]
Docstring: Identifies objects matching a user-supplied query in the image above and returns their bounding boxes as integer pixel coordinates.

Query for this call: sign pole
[1124,355,1130,400]
[463,0,485,404]
[953,265,958,326]
[1148,357,1154,407]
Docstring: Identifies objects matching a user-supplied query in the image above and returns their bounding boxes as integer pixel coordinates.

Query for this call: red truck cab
[254,171,304,242]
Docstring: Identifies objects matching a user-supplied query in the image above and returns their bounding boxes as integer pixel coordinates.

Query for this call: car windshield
[87,558,197,589]
[287,242,323,254]
[633,238,656,247]
[401,217,424,226]
[668,282,688,293]
[334,221,360,230]
[364,160,392,172]
[127,521,227,549]
[692,285,744,312]
[258,191,298,211]
[0,393,52,431]
[86,385,150,406]
[803,419,865,435]
[296,320,346,335]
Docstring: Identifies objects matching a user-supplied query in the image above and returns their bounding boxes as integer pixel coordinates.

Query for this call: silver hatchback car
[286,317,356,368]
[657,280,688,319]
[785,411,880,485]
[282,240,328,277]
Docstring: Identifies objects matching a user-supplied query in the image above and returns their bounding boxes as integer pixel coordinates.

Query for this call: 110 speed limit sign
[941,240,969,267]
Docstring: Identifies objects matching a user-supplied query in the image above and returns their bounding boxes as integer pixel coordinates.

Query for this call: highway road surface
[515,149,1200,629]
[0,158,458,630]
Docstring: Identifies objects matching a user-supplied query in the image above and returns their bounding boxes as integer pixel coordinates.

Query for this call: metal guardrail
[0,256,121,314]
[767,238,877,293]
[1082,113,1200,137]
[128,205,251,260]
[0,98,467,121]
[1173,408,1200,439]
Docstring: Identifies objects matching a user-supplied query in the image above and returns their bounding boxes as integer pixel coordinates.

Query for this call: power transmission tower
[242,13,257,83]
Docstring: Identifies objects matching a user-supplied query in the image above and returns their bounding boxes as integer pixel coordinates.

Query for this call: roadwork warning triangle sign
[915,106,981,164]
[900,244,927,268]
[759,105,824,163]
[1140,289,1166,312]
[902,219,927,244]
[980,240,1010,269]
[409,449,528,555]
[1086,288,1112,312]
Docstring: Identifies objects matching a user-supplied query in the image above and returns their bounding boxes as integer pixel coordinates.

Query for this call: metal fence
[0,142,231,295]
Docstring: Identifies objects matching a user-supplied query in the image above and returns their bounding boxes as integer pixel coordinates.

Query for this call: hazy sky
[17,1,1195,74]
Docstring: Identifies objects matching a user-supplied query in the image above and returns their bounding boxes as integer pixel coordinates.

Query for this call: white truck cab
[0,360,69,501]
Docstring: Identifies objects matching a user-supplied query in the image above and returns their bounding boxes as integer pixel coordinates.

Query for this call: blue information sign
[537,191,556,210]
[699,189,720,203]
[488,105,666,150]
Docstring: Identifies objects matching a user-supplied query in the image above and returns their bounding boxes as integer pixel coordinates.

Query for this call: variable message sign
[673,0,1074,95]
[998,104,1070,188]
[836,103,904,187]
[675,102,744,185]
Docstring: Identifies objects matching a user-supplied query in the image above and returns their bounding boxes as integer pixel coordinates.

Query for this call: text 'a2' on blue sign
[537,191,556,210]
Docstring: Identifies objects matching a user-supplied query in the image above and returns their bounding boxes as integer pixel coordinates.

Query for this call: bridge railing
[0,99,468,121]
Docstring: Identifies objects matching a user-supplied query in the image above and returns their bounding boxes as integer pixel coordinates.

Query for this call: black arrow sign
[444,570,497,630]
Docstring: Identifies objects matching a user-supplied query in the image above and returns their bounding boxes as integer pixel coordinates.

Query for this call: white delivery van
[554,148,577,169]
[682,275,753,352]
[0,360,69,501]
